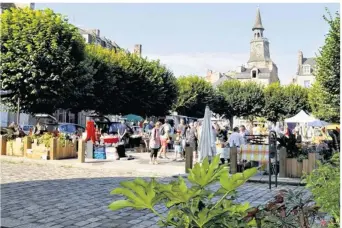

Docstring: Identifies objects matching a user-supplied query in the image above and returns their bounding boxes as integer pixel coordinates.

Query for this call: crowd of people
[144,119,256,165]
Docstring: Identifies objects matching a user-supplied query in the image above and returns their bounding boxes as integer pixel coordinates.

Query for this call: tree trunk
[74,112,79,125]
[229,116,234,129]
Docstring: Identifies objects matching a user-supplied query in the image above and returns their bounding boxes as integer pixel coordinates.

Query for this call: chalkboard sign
[93,145,106,159]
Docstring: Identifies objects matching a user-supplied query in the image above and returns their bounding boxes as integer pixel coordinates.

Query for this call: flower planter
[285,158,303,178]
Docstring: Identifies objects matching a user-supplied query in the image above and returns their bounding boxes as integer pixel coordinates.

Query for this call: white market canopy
[284,110,317,123]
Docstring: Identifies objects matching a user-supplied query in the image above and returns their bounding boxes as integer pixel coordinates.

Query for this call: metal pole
[16,98,20,125]
[268,143,271,190]
[275,137,278,188]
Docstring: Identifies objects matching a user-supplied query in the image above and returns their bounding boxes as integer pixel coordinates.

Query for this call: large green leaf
[109,178,162,211]
[219,168,257,194]
[188,155,228,188]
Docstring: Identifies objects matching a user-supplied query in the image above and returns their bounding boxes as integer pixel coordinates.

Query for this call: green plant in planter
[108,155,258,227]
[305,153,340,227]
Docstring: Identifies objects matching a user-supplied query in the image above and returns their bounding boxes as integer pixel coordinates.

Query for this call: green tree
[0,8,86,114]
[239,81,265,120]
[217,80,243,127]
[173,76,218,118]
[283,84,311,118]
[309,9,340,123]
[84,45,178,116]
[110,50,178,117]
[263,82,286,124]
[218,80,264,127]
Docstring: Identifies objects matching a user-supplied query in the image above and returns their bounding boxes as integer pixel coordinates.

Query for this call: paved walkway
[0,159,307,228]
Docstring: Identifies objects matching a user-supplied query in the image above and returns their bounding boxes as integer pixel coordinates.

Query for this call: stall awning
[284,110,317,123]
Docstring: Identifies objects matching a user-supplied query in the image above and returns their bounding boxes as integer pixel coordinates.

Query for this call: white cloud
[144,52,298,85]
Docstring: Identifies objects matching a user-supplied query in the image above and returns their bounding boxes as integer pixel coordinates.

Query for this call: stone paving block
[83,222,103,228]
[128,219,143,224]
[50,225,64,228]
[74,220,92,227]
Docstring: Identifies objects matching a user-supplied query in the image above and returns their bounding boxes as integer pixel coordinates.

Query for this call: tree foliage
[263,83,310,123]
[0,7,86,114]
[173,76,219,118]
[0,7,177,117]
[309,9,340,123]
[263,83,286,124]
[218,80,264,126]
[283,84,310,118]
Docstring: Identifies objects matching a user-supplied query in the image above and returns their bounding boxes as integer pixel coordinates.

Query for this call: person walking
[186,122,198,161]
[159,121,171,159]
[149,122,161,165]
[177,119,187,159]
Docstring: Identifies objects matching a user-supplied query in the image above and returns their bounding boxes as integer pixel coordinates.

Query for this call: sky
[36,3,340,84]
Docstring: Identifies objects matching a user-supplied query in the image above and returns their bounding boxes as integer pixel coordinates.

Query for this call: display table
[240,144,269,166]
[102,136,119,144]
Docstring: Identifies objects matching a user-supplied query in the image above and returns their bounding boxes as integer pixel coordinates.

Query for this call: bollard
[230,147,237,174]
[23,136,32,157]
[279,147,287,178]
[0,135,7,155]
[185,146,193,173]
[50,138,57,160]
[78,139,85,163]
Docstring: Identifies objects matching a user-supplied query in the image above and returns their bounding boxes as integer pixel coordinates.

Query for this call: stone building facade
[292,51,316,88]
[207,8,280,87]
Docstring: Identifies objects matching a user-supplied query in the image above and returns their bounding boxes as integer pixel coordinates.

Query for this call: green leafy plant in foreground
[304,153,340,227]
[108,155,258,227]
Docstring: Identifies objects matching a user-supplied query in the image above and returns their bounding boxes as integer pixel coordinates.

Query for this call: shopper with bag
[149,122,161,165]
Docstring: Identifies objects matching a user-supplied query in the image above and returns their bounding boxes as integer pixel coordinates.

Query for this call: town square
[0,2,340,228]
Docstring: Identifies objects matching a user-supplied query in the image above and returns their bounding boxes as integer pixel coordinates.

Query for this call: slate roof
[298,57,316,75]
[212,75,233,87]
[302,58,316,66]
[252,8,264,30]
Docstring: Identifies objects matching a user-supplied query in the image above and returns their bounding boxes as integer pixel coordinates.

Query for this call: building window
[303,65,311,74]
[304,80,311,88]
[252,71,257,78]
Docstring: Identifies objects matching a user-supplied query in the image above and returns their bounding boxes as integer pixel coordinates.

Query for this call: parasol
[198,106,216,163]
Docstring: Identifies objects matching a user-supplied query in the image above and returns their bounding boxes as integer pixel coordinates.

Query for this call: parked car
[57,123,85,136]
[34,114,84,137]
[21,125,34,135]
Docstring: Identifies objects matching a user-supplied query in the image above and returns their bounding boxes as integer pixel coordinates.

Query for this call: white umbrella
[198,106,216,162]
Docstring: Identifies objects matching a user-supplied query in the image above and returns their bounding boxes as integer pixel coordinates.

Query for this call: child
[173,131,182,161]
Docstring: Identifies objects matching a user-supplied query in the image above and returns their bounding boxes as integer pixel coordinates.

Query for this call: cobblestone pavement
[1,161,306,228]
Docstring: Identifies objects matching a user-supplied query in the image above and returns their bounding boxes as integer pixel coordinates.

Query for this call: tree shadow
[0,175,305,228]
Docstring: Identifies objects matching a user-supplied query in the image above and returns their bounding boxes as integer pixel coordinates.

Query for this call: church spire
[252,7,264,31]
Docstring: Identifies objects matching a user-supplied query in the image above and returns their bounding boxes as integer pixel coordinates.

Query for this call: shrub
[108,155,258,227]
[305,153,340,227]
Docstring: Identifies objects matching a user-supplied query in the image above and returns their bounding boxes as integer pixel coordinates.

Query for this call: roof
[302,57,316,66]
[298,57,316,75]
[213,75,233,87]
[233,67,271,79]
[252,8,264,31]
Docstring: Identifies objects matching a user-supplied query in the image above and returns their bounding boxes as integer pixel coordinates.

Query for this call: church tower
[247,7,271,66]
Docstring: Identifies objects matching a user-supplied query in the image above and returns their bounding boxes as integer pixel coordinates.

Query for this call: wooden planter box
[55,141,77,159]
[6,138,24,157]
[285,153,318,178]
